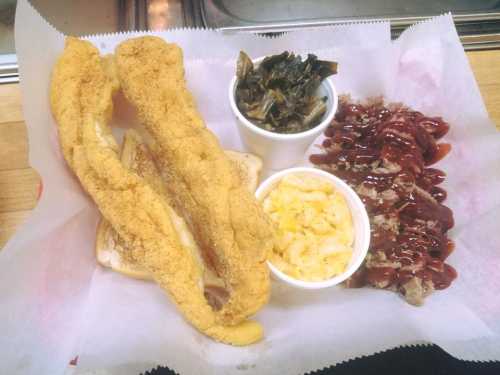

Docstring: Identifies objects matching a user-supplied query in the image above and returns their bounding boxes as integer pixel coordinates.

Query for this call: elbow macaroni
[263,174,354,282]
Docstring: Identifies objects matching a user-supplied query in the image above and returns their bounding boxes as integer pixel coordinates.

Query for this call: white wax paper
[1,0,499,374]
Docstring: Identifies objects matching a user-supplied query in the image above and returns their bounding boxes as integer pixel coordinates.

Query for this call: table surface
[0,50,498,249]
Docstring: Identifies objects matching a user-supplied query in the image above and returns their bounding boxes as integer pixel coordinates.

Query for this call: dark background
[143,344,500,375]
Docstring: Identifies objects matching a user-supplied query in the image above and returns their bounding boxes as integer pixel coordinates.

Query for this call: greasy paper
[1,0,499,374]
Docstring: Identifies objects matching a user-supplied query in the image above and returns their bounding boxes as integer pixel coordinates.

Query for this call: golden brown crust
[115,36,274,325]
[96,132,262,281]
[51,37,263,345]
[95,129,159,281]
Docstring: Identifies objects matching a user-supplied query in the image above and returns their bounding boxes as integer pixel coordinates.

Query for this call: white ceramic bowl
[255,167,370,289]
[229,56,338,170]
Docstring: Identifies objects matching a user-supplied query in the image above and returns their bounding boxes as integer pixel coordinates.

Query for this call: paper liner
[1,1,498,374]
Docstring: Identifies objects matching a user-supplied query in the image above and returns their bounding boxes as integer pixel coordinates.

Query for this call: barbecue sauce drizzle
[310,97,457,304]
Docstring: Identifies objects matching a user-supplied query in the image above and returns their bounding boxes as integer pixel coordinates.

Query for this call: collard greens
[235,51,338,134]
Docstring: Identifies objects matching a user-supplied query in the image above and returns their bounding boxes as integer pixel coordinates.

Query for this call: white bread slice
[95,131,262,280]
[225,150,263,194]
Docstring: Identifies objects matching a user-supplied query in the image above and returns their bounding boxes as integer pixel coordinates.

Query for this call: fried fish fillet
[96,129,177,281]
[50,37,263,345]
[115,36,274,325]
[96,130,263,282]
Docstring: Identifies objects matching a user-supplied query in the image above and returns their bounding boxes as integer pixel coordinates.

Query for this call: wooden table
[0,50,498,248]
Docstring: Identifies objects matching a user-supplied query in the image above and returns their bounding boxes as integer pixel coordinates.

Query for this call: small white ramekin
[255,167,370,290]
[229,56,338,170]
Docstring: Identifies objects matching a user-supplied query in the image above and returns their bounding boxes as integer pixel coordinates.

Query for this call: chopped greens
[235,51,337,134]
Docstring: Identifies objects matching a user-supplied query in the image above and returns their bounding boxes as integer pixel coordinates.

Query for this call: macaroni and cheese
[263,173,354,282]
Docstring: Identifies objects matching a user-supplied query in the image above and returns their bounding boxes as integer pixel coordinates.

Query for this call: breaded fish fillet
[115,36,274,325]
[50,37,263,345]
[96,130,263,283]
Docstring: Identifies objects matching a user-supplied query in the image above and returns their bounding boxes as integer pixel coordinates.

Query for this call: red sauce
[311,97,457,304]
